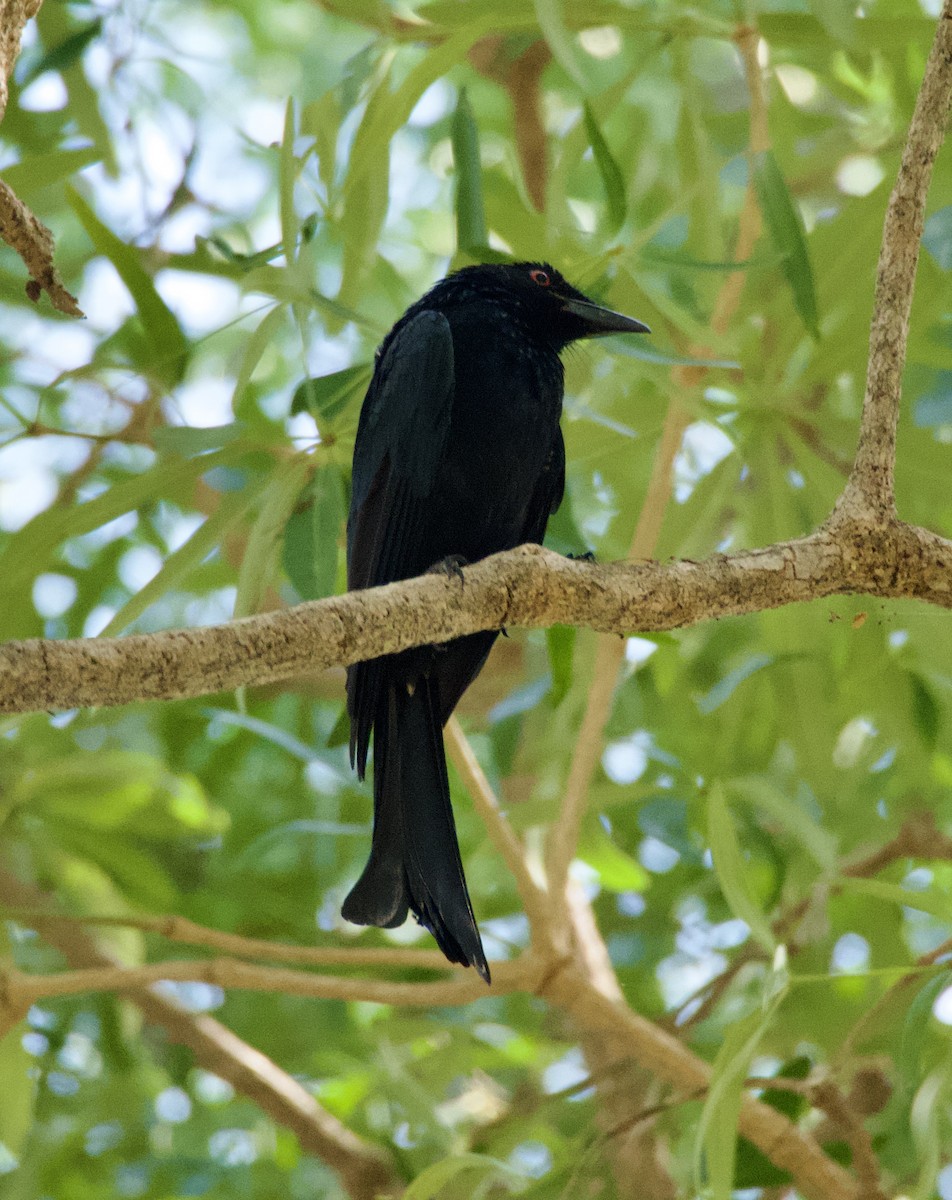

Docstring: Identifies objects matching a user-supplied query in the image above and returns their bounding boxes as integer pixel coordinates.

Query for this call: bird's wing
[347,309,455,775]
[347,308,455,589]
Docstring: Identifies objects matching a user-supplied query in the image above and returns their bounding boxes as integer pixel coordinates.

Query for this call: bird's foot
[428,554,468,584]
[567,550,596,562]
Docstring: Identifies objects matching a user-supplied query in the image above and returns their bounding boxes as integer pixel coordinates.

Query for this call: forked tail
[341,678,490,982]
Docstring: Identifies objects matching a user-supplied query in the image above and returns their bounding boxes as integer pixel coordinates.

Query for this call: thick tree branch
[3,513,951,717]
[539,962,858,1200]
[833,0,952,522]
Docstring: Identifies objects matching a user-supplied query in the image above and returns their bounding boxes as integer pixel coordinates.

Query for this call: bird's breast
[431,327,563,558]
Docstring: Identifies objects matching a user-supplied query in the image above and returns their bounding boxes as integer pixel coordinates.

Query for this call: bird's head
[448,262,650,349]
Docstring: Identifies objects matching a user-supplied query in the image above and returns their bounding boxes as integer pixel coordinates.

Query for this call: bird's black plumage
[343,262,649,981]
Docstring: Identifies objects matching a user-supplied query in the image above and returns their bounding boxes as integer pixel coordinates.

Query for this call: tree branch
[539,962,859,1200]
[3,953,536,1009]
[0,2,84,315]
[444,717,555,946]
[0,870,401,1200]
[2,522,951,715]
[0,907,454,971]
[833,0,952,522]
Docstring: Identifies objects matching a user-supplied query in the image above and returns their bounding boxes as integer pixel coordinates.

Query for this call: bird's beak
[560,297,650,337]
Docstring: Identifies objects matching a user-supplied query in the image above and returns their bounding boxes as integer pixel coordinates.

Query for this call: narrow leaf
[234,455,312,620]
[290,364,372,432]
[1,146,100,194]
[584,103,626,233]
[707,782,776,953]
[752,151,820,339]
[279,99,299,270]
[67,186,188,375]
[451,88,488,252]
[836,876,952,923]
[233,305,289,411]
[283,464,345,601]
[403,1153,521,1200]
[546,624,576,707]
[728,777,836,872]
[533,0,588,90]
[696,1009,767,1200]
[99,486,260,637]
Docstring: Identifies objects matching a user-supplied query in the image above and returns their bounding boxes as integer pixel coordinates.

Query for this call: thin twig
[3,954,537,1009]
[0,869,401,1200]
[444,717,555,947]
[2,908,452,971]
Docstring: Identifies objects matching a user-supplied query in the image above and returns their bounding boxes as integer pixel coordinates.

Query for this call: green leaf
[728,777,836,872]
[344,10,530,198]
[279,98,299,271]
[546,624,576,707]
[0,446,243,597]
[578,818,650,893]
[67,186,188,379]
[31,18,103,76]
[752,151,820,339]
[152,424,247,457]
[99,485,260,637]
[899,972,950,1092]
[326,704,350,749]
[707,782,776,953]
[534,0,588,90]
[338,72,391,309]
[697,653,774,714]
[233,306,289,412]
[50,825,179,910]
[909,673,940,748]
[836,877,952,924]
[0,1011,34,1159]
[583,103,626,234]
[1,146,100,195]
[234,454,312,619]
[282,464,345,601]
[403,1152,522,1200]
[290,364,372,433]
[696,1008,768,1200]
[451,88,488,253]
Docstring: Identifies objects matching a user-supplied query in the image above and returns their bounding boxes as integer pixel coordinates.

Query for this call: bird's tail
[341,678,490,983]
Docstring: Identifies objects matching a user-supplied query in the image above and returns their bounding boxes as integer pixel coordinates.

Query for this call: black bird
[343,262,649,981]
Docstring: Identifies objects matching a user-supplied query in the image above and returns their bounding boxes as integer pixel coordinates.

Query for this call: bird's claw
[567,550,596,562]
[428,554,468,585]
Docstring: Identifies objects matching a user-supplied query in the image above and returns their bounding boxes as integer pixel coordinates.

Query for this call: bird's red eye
[529,268,550,286]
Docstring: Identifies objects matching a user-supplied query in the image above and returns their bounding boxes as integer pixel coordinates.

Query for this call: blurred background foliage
[2,0,952,1195]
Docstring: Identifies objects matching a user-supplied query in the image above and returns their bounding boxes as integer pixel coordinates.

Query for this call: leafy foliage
[1,0,952,1197]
